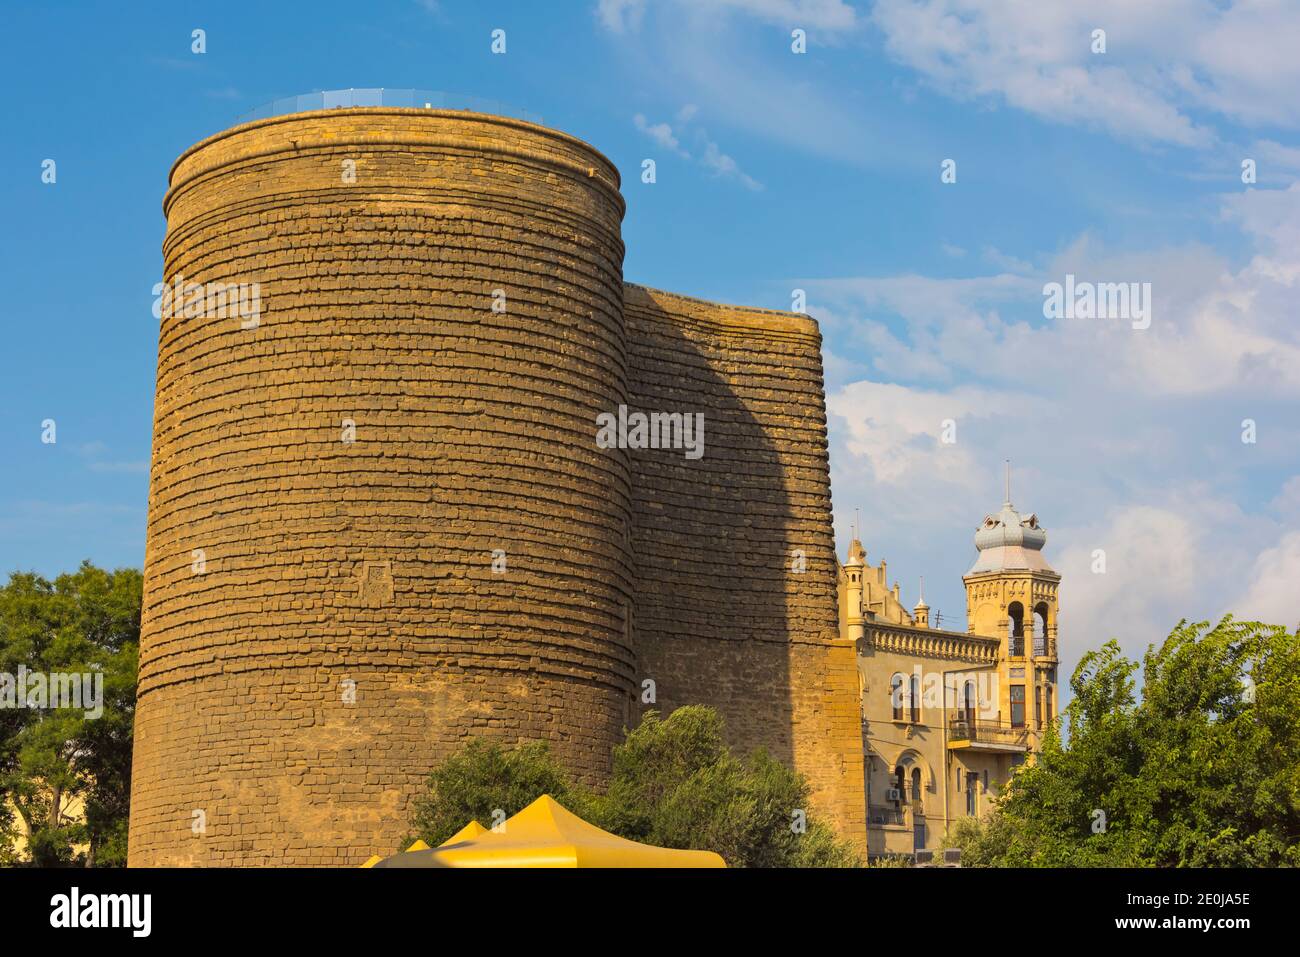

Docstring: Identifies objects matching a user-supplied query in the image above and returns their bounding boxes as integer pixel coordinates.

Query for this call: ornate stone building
[839,474,1061,858]
[128,105,865,865]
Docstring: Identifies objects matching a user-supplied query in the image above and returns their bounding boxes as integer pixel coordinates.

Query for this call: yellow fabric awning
[368,795,725,868]
[440,820,487,846]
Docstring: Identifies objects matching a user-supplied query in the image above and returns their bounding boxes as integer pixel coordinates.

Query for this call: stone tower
[962,465,1060,741]
[841,538,867,644]
[912,578,929,628]
[128,106,866,865]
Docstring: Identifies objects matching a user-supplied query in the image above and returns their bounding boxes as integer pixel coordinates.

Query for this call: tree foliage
[407,705,860,867]
[949,617,1300,867]
[0,562,140,866]
[406,739,576,845]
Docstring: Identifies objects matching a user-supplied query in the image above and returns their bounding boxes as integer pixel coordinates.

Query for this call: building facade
[839,483,1061,858]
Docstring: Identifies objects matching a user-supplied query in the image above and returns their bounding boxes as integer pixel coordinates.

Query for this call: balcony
[1010,636,1057,659]
[867,804,906,827]
[947,716,1029,752]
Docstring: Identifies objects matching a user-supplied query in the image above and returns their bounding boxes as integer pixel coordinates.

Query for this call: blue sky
[3,1,1298,682]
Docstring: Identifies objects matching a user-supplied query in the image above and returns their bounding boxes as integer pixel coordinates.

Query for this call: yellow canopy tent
[367,795,726,868]
[361,834,438,868]
[440,820,488,846]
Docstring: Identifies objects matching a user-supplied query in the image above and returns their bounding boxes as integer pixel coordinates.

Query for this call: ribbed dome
[967,501,1054,574]
[975,503,1047,551]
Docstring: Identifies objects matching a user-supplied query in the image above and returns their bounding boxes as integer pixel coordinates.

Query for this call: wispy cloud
[870,0,1300,147]
[634,113,689,157]
[815,180,1300,668]
[633,107,764,190]
[599,0,860,36]
[598,2,902,167]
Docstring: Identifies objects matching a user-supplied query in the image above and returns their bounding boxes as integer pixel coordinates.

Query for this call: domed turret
[913,576,930,628]
[967,479,1054,574]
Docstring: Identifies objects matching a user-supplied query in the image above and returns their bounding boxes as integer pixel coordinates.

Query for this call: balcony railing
[234,88,544,128]
[948,716,1030,749]
[867,804,906,826]
[1010,636,1057,658]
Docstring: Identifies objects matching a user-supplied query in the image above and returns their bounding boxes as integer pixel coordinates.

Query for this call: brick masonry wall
[129,110,634,866]
[129,109,865,866]
[623,286,866,850]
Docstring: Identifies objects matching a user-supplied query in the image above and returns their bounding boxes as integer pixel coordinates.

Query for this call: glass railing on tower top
[234,88,543,127]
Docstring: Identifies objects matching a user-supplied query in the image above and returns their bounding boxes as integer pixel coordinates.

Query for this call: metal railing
[235,88,543,127]
[1010,635,1056,658]
[948,716,1030,748]
[868,804,905,826]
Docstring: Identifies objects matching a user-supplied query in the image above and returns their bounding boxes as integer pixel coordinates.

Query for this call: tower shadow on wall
[623,284,841,775]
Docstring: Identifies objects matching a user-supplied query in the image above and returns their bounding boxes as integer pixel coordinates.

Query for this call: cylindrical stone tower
[129,108,632,865]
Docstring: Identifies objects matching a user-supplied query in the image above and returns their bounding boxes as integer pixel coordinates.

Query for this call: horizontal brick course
[128,109,864,866]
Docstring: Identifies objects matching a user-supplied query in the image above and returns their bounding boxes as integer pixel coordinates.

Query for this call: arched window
[910,767,923,813]
[909,673,921,723]
[1033,602,1050,656]
[1008,601,1025,657]
[963,680,977,726]
[890,673,904,721]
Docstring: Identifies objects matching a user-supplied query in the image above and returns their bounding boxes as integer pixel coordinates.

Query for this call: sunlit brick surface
[128,109,864,866]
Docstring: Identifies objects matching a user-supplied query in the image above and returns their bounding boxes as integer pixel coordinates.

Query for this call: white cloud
[870,0,1300,146]
[633,109,764,189]
[1233,531,1300,628]
[814,184,1300,400]
[701,141,763,190]
[815,181,1300,678]
[1249,139,1300,175]
[596,0,646,34]
[828,379,1024,485]
[1051,501,1227,661]
[712,0,859,31]
[633,113,689,157]
[600,0,859,34]
[596,2,900,166]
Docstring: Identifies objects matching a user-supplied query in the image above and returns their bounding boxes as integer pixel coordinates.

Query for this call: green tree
[0,562,141,866]
[405,739,575,847]
[950,617,1300,867]
[406,705,860,866]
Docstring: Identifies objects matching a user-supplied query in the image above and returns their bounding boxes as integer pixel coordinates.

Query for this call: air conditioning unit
[886,787,902,802]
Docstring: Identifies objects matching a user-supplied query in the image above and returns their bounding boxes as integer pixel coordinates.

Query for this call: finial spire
[918,575,925,603]
[853,506,860,541]
[1004,459,1012,507]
